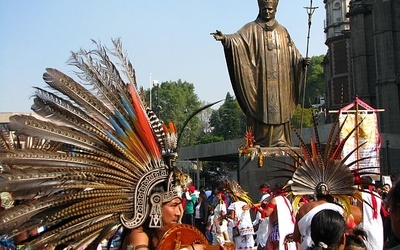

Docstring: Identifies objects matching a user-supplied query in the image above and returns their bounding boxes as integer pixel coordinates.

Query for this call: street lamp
[149,74,154,109]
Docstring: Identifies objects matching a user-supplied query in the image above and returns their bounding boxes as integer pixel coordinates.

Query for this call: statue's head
[258,0,279,9]
[257,0,279,21]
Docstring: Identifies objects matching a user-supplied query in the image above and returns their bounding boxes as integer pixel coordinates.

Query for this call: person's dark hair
[391,174,399,183]
[387,179,400,214]
[259,182,270,189]
[360,175,373,189]
[383,183,391,188]
[315,193,335,203]
[345,228,367,249]
[308,209,346,250]
[199,191,208,201]
[386,178,400,249]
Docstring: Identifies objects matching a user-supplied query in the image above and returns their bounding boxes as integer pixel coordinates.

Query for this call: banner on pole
[339,97,381,180]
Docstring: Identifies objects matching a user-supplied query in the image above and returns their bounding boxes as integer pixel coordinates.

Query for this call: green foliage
[301,55,325,108]
[146,80,202,147]
[196,134,225,144]
[292,104,314,128]
[294,55,325,128]
[209,93,246,140]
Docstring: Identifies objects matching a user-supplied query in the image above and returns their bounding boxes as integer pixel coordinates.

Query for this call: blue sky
[0,0,327,113]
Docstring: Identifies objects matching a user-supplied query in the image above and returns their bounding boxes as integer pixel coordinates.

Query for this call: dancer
[270,115,380,249]
[293,184,344,250]
[358,176,384,250]
[253,183,273,250]
[307,209,346,250]
[385,178,400,249]
[261,185,295,250]
[0,40,210,250]
[212,192,230,248]
[219,179,255,250]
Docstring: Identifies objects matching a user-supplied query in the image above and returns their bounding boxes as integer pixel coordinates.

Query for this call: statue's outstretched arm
[210,30,225,41]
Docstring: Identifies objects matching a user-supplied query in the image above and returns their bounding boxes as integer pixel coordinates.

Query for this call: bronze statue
[212,0,309,147]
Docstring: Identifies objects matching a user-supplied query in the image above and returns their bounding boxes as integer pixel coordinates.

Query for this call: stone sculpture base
[237,147,301,202]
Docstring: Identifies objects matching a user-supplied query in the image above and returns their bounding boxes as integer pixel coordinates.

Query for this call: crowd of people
[171,176,400,250]
[1,176,399,250]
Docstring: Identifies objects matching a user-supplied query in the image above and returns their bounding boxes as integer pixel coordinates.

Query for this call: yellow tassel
[258,154,264,167]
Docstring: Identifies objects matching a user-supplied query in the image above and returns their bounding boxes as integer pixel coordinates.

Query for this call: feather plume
[0,40,189,249]
[163,122,178,153]
[269,115,380,216]
[0,127,14,151]
[221,179,253,205]
[147,107,165,151]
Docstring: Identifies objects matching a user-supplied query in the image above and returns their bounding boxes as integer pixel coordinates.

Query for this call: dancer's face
[162,198,183,225]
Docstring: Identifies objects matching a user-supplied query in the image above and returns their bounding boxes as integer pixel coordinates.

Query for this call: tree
[197,100,215,135]
[300,55,325,108]
[209,92,246,140]
[295,55,326,128]
[291,104,314,129]
[196,134,225,144]
[146,79,202,147]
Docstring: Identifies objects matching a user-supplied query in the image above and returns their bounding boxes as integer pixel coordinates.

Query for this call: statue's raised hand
[210,30,224,41]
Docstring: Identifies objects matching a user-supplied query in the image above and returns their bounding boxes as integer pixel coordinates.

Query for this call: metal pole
[387,140,391,175]
[149,73,152,109]
[152,80,159,113]
[355,98,359,170]
[157,84,160,117]
[197,159,201,189]
[237,157,241,184]
[300,0,318,136]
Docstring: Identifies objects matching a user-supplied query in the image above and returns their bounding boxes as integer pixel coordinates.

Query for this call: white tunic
[359,191,384,250]
[228,201,255,249]
[297,202,344,250]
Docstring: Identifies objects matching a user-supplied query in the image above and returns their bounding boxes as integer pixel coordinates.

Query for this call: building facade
[324,0,352,109]
[324,0,400,130]
[323,0,400,174]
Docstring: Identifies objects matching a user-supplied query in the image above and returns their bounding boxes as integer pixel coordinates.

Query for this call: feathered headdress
[0,39,191,249]
[220,179,253,205]
[271,116,379,215]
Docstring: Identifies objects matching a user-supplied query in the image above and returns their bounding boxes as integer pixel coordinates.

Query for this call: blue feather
[115,110,133,133]
[109,116,127,139]
[104,130,127,151]
[121,98,136,119]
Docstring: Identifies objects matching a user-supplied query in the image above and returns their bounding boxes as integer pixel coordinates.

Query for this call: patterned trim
[120,168,169,229]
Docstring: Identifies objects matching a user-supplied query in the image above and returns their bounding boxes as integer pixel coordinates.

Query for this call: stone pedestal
[237,147,301,202]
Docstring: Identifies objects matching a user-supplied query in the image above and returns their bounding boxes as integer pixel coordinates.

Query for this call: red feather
[127,84,161,160]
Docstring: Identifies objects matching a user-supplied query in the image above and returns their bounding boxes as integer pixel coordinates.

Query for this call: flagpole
[300,0,318,136]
